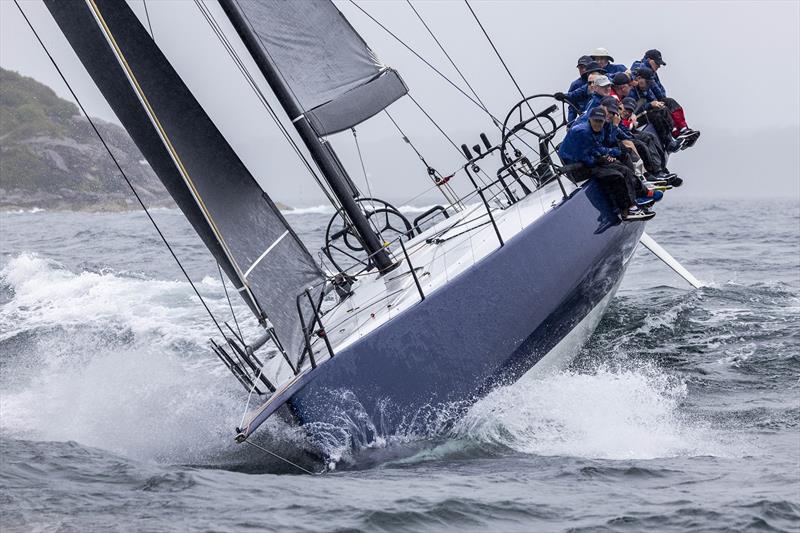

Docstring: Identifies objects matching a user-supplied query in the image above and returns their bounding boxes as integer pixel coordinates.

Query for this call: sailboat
[33,0,700,457]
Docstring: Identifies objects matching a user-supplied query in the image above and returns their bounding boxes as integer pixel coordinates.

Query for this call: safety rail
[266,95,577,385]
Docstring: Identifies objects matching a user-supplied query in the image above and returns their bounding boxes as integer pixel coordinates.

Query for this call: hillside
[0,67,172,211]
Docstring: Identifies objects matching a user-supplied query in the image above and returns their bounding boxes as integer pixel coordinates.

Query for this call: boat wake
[2,252,791,472]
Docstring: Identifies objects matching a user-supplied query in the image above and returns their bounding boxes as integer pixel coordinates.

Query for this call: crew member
[610,72,633,101]
[558,107,654,221]
[631,49,700,147]
[599,98,663,203]
[630,67,680,152]
[590,47,627,76]
[620,97,682,186]
[556,60,605,122]
[581,75,613,116]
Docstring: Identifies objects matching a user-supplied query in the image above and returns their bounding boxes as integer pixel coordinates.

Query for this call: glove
[554,92,567,102]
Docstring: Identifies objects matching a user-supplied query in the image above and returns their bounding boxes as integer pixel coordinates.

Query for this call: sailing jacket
[629,86,658,111]
[631,58,667,100]
[558,121,620,167]
[565,77,590,122]
[603,63,628,76]
[580,93,608,119]
[609,122,633,142]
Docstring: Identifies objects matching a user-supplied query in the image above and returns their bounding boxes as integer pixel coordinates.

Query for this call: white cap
[590,47,614,61]
[593,75,612,87]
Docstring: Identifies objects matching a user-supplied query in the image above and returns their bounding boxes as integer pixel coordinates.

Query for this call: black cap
[612,72,631,85]
[600,96,620,113]
[583,61,606,76]
[577,55,593,67]
[635,66,654,80]
[644,49,666,66]
[588,107,607,121]
[622,97,636,111]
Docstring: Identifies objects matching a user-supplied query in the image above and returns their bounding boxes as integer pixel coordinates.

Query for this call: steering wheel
[323,198,413,275]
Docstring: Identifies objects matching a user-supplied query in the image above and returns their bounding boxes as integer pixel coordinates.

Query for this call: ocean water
[1,197,798,532]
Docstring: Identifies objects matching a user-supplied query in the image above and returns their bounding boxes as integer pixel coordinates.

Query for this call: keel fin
[640,232,705,289]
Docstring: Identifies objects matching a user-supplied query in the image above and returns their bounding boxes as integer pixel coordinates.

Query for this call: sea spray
[452,363,721,461]
[0,253,307,464]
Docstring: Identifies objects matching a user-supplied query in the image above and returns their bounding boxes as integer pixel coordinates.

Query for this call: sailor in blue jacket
[590,47,627,76]
[558,107,618,167]
[629,67,680,152]
[631,49,700,146]
[577,75,613,120]
[631,49,667,100]
[558,107,652,220]
[556,60,605,122]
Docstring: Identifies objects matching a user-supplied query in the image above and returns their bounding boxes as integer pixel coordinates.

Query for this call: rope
[239,363,265,428]
[242,440,320,475]
[351,128,374,200]
[350,128,390,243]
[14,0,227,340]
[408,94,491,186]
[383,110,458,205]
[218,262,243,341]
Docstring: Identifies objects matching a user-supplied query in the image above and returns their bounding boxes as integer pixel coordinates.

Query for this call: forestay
[44,0,324,362]
[219,0,408,136]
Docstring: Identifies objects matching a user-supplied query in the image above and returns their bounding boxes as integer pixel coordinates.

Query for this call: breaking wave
[0,253,309,466]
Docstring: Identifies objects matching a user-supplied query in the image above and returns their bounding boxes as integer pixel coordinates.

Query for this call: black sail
[219,0,408,136]
[44,0,324,361]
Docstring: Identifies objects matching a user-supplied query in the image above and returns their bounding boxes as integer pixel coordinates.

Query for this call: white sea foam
[453,364,723,460]
[281,205,335,215]
[0,254,303,462]
[0,253,241,348]
[3,207,46,215]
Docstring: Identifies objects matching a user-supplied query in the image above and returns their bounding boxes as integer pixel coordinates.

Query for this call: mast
[219,0,395,273]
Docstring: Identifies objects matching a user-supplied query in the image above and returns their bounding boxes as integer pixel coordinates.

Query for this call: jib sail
[44,0,324,362]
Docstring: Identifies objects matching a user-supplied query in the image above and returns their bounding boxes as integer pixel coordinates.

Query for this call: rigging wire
[407,94,490,186]
[347,0,501,124]
[351,128,374,200]
[350,1,540,170]
[463,0,531,113]
[462,0,549,141]
[350,127,386,242]
[13,0,227,339]
[241,439,320,475]
[142,0,155,39]
[192,0,340,210]
[383,110,459,204]
[218,262,244,341]
[404,0,496,125]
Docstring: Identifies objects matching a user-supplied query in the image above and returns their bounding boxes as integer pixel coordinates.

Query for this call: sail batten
[44,0,325,361]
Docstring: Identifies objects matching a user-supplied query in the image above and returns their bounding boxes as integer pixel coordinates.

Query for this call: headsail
[44,0,324,361]
[219,0,408,136]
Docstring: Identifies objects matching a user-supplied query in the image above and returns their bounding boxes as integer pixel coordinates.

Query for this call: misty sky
[1,0,798,204]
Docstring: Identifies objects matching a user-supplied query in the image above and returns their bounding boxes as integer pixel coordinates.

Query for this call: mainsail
[44,0,324,361]
[219,0,408,136]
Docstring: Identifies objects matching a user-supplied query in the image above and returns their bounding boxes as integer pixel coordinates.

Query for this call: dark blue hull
[249,182,643,446]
